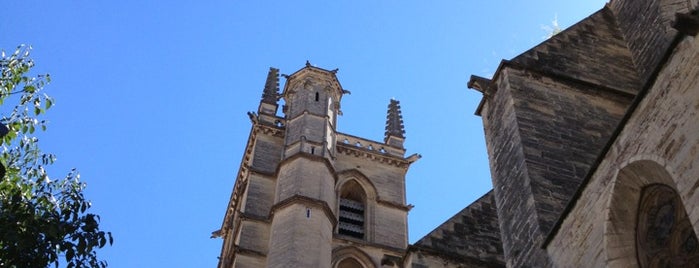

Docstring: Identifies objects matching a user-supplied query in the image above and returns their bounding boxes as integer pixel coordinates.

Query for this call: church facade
[215,0,699,267]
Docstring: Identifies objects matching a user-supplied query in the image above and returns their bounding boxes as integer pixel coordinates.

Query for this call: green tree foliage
[0,45,112,268]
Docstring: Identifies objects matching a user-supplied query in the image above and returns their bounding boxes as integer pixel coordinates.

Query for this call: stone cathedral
[214,0,699,267]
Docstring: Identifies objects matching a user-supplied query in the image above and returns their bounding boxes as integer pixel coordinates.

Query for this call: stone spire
[257,67,280,123]
[384,99,405,147]
[261,67,280,105]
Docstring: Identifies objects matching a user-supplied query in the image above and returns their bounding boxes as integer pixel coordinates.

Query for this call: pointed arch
[336,170,377,241]
[336,170,378,201]
[332,246,376,268]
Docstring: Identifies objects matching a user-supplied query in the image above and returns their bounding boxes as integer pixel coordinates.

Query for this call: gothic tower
[215,63,420,268]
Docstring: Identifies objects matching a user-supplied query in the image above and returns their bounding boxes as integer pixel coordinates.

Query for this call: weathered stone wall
[511,6,641,94]
[275,157,336,207]
[236,220,269,255]
[232,254,266,268]
[221,127,282,267]
[546,34,699,267]
[610,0,696,83]
[284,115,328,147]
[284,79,337,120]
[333,146,410,250]
[481,68,546,267]
[510,67,631,233]
[235,174,274,263]
[267,203,334,268]
[372,204,408,248]
[335,150,407,205]
[241,173,275,216]
[481,65,631,267]
[251,133,283,174]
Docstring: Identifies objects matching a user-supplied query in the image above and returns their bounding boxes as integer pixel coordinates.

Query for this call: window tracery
[636,184,699,267]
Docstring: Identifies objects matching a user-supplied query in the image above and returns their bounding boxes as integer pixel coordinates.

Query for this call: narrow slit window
[315,92,319,101]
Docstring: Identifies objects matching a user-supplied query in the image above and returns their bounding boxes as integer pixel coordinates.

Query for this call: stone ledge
[270,194,338,227]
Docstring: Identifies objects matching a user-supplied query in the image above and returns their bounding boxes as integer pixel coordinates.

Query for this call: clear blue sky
[2,1,606,267]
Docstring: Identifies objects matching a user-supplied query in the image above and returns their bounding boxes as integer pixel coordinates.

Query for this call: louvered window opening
[339,198,364,239]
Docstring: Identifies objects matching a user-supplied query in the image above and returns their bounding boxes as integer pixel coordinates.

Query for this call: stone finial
[262,67,280,104]
[384,99,406,145]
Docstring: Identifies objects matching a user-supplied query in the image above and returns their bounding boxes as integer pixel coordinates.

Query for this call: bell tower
[279,61,343,160]
[266,62,345,267]
[215,63,419,268]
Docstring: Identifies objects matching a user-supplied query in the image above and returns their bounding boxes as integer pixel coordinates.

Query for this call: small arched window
[338,180,366,239]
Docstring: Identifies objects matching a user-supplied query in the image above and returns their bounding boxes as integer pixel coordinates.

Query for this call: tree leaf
[65,248,74,262]
[0,45,111,267]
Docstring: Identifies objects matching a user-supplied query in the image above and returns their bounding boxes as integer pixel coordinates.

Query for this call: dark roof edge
[407,244,505,268]
[413,190,496,245]
[468,59,637,116]
[542,31,686,248]
[509,6,609,64]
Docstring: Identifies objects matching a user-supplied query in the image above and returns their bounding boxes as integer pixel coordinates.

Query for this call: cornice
[333,236,407,255]
[247,166,276,178]
[235,246,266,258]
[254,123,284,137]
[377,199,413,211]
[239,212,270,223]
[270,195,338,227]
[336,144,411,169]
[276,152,338,180]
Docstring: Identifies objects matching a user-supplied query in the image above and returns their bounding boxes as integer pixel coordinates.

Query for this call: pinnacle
[261,67,280,104]
[384,99,405,143]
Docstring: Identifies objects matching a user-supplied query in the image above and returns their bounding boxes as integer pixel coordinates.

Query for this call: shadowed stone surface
[412,191,504,267]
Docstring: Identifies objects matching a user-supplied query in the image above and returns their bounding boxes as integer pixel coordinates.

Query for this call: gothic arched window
[338,180,366,239]
[636,184,699,267]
